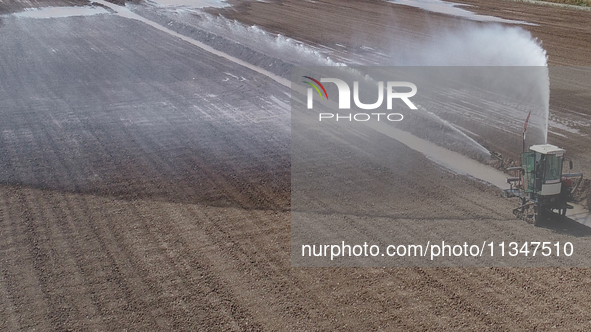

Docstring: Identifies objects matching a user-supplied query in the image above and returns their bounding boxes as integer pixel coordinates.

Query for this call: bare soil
[1,0,591,331]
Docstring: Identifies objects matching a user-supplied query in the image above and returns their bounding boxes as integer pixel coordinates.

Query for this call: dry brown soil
[1,0,591,330]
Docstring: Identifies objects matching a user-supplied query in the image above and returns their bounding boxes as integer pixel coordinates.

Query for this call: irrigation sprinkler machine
[505,144,583,225]
[503,111,584,225]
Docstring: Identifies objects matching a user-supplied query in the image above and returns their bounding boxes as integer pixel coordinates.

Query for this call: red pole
[523,110,532,153]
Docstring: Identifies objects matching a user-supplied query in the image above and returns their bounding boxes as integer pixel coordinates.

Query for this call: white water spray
[186,8,551,156]
[131,1,550,161]
[381,23,549,153]
[143,7,345,67]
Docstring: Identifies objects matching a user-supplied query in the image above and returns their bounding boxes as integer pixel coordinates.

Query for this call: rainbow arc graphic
[302,76,328,100]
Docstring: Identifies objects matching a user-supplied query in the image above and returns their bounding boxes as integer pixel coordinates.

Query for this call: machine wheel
[522,203,535,224]
[513,205,524,219]
[513,197,527,221]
